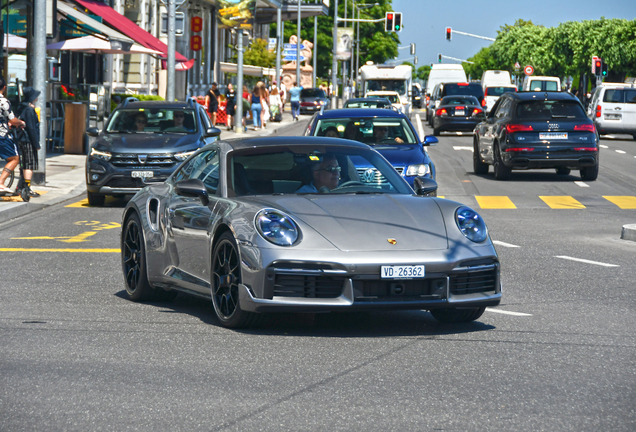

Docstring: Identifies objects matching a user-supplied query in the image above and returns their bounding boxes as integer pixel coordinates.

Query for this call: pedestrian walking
[279,82,287,113]
[14,87,41,197]
[225,83,236,131]
[269,87,282,122]
[289,81,303,121]
[242,85,251,132]
[250,84,263,130]
[0,77,26,194]
[258,82,270,129]
[205,82,220,126]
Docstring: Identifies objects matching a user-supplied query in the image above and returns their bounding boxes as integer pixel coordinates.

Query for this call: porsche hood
[247,194,449,251]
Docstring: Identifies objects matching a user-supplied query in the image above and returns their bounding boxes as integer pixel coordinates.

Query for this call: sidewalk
[0,109,300,225]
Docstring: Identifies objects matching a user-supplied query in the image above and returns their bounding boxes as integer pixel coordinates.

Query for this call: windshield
[313,117,418,144]
[344,99,390,109]
[486,87,517,97]
[106,108,197,134]
[516,101,586,119]
[365,80,407,97]
[301,89,327,98]
[229,146,412,196]
[443,84,483,99]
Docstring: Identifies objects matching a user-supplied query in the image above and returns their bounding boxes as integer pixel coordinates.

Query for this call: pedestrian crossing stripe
[476,196,517,209]
[439,195,635,209]
[603,196,636,209]
[540,196,586,209]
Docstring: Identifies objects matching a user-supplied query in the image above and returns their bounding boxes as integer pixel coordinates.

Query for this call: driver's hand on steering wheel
[394,137,404,143]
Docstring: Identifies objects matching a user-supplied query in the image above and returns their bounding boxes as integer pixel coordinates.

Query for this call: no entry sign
[524,65,534,76]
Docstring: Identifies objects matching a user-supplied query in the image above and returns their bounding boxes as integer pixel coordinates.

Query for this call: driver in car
[296,154,341,193]
[373,125,404,143]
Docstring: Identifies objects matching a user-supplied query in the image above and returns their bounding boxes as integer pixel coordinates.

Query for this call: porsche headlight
[255,209,300,246]
[89,148,111,161]
[174,150,196,161]
[405,164,431,177]
[455,206,488,243]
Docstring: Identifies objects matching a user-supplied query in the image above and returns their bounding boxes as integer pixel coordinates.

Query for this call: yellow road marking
[603,196,636,209]
[540,196,585,209]
[74,221,120,230]
[12,231,96,243]
[0,248,120,253]
[66,199,90,208]
[476,196,517,209]
[0,190,48,202]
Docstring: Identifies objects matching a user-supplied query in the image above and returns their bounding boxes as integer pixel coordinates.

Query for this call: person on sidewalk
[242,85,251,131]
[289,82,303,121]
[269,87,282,122]
[14,87,41,197]
[0,77,26,194]
[205,82,220,126]
[225,83,236,131]
[250,84,263,130]
[258,82,270,129]
[279,82,287,113]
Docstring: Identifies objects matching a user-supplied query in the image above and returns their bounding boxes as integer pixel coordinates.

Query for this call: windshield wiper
[551,115,576,118]
[107,130,130,133]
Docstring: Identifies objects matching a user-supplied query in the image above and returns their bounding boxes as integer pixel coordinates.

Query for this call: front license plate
[455,109,465,116]
[539,132,568,140]
[381,265,425,279]
[131,171,154,178]
[604,114,621,120]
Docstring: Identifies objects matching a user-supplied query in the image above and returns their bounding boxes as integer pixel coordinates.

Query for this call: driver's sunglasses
[174,114,185,118]
[136,119,147,124]
[318,166,341,173]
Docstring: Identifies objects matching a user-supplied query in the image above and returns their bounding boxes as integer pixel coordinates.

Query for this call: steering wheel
[337,180,365,189]
[379,138,397,143]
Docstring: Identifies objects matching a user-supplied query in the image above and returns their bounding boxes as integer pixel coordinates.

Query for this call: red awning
[73,0,190,64]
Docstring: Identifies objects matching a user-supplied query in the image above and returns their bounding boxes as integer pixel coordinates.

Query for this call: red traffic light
[387,13,393,19]
[445,27,452,41]
[595,60,602,68]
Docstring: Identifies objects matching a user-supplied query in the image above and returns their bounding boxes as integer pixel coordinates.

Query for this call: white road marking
[574,181,589,187]
[600,144,609,149]
[486,308,533,317]
[554,256,619,267]
[492,240,520,248]
[615,150,626,154]
[415,113,424,141]
[453,146,473,151]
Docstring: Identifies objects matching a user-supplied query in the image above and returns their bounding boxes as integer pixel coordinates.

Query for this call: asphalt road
[0,116,634,431]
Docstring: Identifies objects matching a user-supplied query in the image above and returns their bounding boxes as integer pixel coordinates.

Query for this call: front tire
[211,232,259,329]
[580,162,599,181]
[473,139,489,174]
[430,307,486,323]
[122,213,154,301]
[87,191,105,206]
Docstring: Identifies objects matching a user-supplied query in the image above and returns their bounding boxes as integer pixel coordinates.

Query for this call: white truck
[360,64,412,116]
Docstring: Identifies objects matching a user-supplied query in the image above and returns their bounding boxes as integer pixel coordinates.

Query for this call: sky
[392,0,636,68]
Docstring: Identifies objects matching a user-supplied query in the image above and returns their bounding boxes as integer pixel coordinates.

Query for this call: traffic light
[414,56,418,65]
[602,63,608,77]
[438,53,442,63]
[446,27,452,41]
[394,12,402,31]
[410,43,416,55]
[385,12,394,31]
[594,58,602,77]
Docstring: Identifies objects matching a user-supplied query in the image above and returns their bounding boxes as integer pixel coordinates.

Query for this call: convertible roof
[221,136,371,151]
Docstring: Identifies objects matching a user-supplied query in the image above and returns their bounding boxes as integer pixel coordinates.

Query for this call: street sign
[284,43,307,50]
[524,65,534,76]
[514,62,520,70]
[283,55,306,62]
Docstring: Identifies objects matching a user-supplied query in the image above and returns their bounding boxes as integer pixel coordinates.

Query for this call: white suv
[587,83,636,140]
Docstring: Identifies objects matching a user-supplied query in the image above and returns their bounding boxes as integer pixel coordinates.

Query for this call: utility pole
[296,0,301,87]
[167,0,176,101]
[33,0,46,183]
[313,0,317,87]
[331,0,338,107]
[276,6,282,87]
[235,30,244,134]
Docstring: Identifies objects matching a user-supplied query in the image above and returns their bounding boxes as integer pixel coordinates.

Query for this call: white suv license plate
[381,265,425,279]
[539,132,568,140]
[131,171,154,178]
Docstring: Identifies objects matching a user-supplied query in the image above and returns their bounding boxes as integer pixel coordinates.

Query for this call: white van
[522,76,561,92]
[483,84,517,112]
[481,70,512,88]
[425,64,467,118]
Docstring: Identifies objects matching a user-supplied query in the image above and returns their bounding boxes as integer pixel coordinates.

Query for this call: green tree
[243,38,277,68]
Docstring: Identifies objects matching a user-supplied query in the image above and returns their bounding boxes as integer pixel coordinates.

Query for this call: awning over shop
[256,1,328,24]
[72,0,190,64]
[58,2,134,44]
[220,62,276,77]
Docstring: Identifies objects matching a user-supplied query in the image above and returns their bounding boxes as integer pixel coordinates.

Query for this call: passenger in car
[295,154,341,193]
[133,113,147,132]
[372,125,404,143]
[323,126,340,138]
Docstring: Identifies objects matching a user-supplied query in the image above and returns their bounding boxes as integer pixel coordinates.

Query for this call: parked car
[343,97,392,109]
[473,91,599,180]
[586,83,636,139]
[299,88,330,114]
[85,98,221,206]
[522,76,561,92]
[121,136,501,328]
[432,96,485,136]
[305,108,438,187]
[366,90,404,113]
[412,85,423,108]
[428,82,485,126]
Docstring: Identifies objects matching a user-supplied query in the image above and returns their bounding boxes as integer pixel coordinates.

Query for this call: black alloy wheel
[493,143,512,180]
[430,307,486,323]
[122,213,154,301]
[473,138,489,174]
[211,232,258,328]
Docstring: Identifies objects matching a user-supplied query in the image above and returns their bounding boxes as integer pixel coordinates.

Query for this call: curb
[621,224,636,242]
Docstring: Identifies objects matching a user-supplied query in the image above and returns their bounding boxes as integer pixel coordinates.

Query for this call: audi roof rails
[122,97,139,107]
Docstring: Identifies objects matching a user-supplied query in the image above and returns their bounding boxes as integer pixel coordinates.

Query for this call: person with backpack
[15,87,41,197]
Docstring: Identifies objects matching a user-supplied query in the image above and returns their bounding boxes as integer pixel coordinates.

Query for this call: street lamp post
[331,0,338,107]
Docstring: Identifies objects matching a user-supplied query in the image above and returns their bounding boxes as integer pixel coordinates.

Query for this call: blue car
[306,108,437,187]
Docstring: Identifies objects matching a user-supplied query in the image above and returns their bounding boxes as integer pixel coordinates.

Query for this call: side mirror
[174,178,209,206]
[205,127,222,138]
[423,135,438,146]
[413,177,438,197]
[87,127,100,137]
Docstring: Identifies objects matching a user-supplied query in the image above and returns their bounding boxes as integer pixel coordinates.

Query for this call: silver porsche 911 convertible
[121,136,501,328]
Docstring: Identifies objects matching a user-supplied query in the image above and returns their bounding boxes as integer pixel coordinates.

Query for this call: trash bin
[63,102,87,154]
